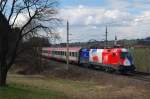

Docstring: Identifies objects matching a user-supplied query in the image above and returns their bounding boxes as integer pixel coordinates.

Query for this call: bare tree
[0,0,59,86]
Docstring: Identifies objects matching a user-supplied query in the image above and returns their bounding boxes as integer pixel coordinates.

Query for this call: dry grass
[8,73,150,99]
[131,48,150,73]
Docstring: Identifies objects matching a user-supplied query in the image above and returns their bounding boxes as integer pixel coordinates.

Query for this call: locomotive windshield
[120,52,132,59]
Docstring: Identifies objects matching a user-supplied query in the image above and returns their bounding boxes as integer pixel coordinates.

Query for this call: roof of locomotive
[89,47,129,53]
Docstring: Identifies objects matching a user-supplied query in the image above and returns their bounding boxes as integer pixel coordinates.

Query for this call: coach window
[64,51,65,56]
[55,51,58,55]
[70,52,72,56]
[71,52,72,56]
[71,52,73,56]
[64,52,65,56]
[76,52,78,57]
[65,52,67,56]
[63,51,65,56]
[55,51,57,55]
[73,52,75,57]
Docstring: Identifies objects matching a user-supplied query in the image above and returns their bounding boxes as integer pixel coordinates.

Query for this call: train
[42,47,135,73]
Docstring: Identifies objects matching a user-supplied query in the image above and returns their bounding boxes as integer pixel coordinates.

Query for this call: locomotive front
[118,48,135,73]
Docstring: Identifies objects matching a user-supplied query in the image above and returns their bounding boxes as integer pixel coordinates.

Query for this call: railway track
[43,58,150,82]
[124,72,150,82]
[89,66,150,82]
[77,66,150,83]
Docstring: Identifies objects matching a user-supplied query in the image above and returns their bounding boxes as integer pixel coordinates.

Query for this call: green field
[130,47,150,73]
[0,83,69,99]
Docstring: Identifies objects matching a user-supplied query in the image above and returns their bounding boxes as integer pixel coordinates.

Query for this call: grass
[0,81,69,99]
[7,74,97,99]
[5,74,150,99]
[130,48,150,73]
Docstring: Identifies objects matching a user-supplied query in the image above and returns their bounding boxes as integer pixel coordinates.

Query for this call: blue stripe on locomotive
[79,48,89,64]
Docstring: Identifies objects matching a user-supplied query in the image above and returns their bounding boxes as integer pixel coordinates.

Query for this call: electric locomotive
[79,48,135,73]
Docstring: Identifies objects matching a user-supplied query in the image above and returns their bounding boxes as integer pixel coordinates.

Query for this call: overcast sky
[56,0,150,43]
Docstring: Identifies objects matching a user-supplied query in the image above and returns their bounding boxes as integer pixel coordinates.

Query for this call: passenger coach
[42,47,81,63]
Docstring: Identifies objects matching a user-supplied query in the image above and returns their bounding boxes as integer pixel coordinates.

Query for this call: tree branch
[19,10,37,35]
[8,0,16,22]
[1,0,8,12]
[21,25,45,37]
[11,3,36,27]
[11,9,21,27]
[23,0,31,18]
